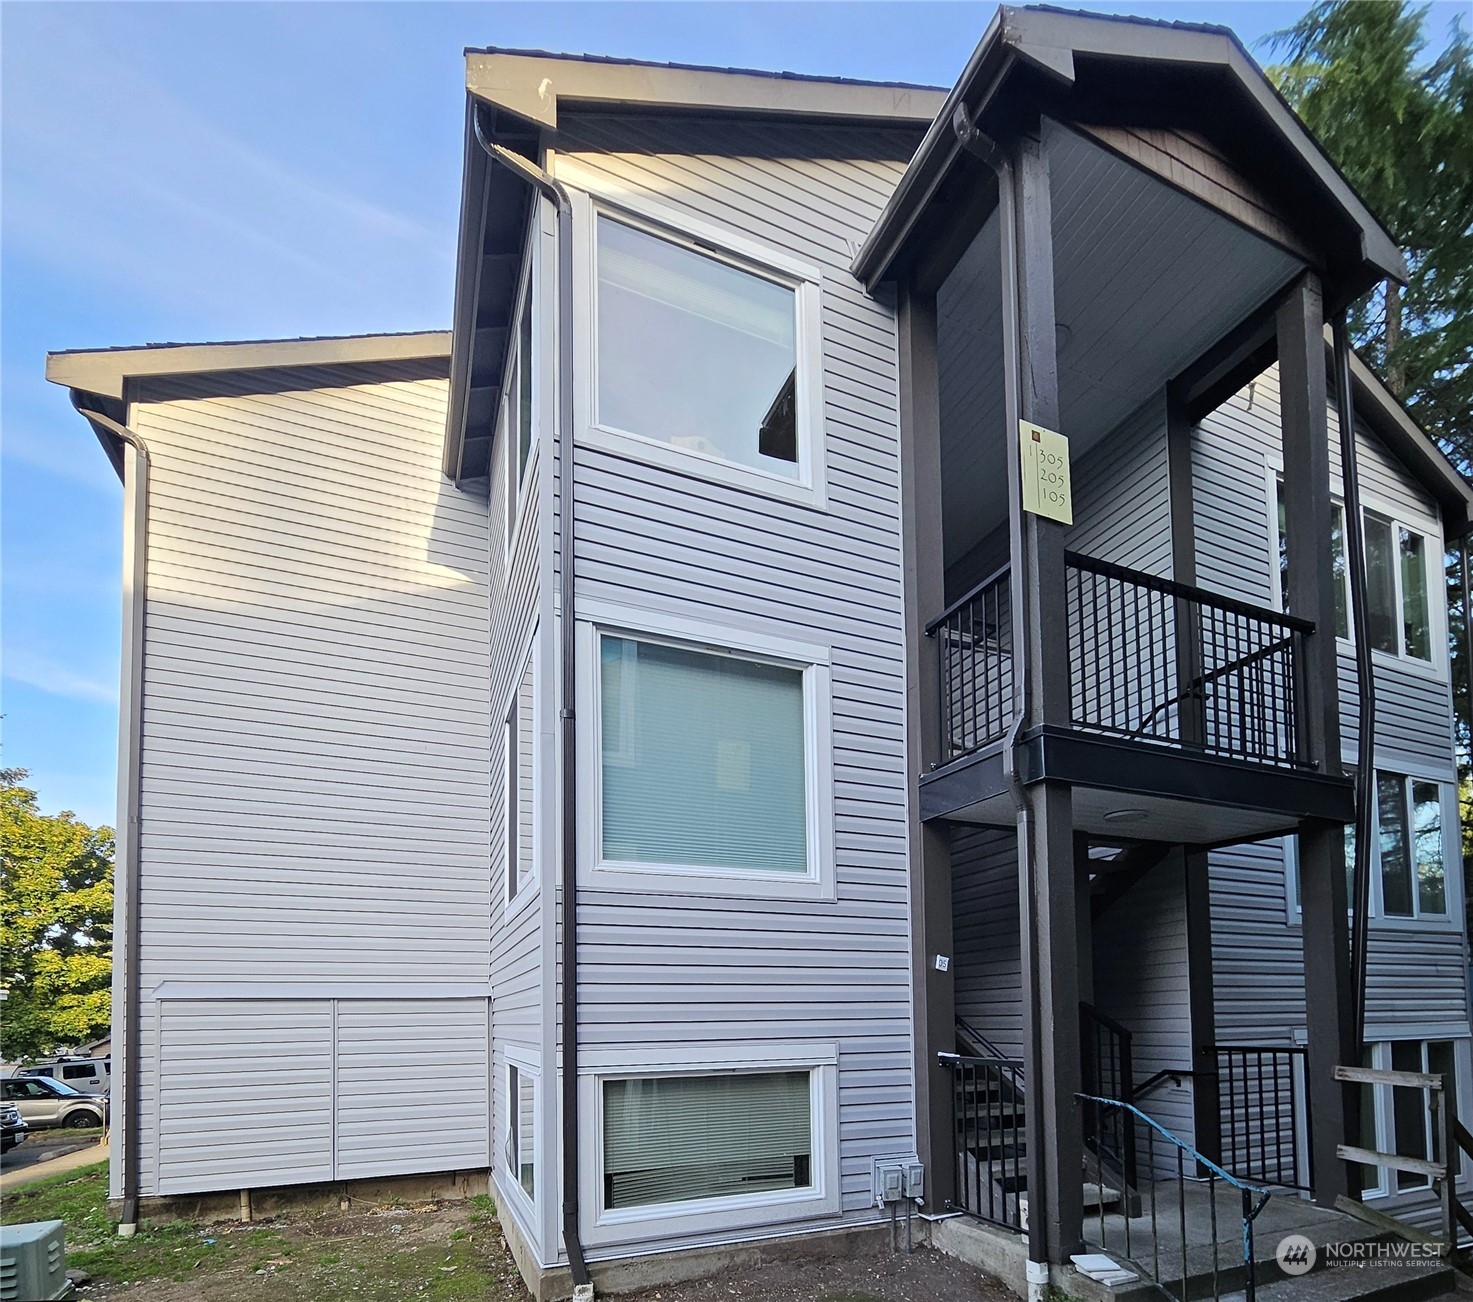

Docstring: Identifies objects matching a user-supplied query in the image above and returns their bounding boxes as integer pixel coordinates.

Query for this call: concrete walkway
[1,1137,107,1193]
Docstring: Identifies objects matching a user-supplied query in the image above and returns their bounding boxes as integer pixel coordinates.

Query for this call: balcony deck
[920,553,1354,842]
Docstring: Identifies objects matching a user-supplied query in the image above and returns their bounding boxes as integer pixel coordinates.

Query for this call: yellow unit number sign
[1020,421,1073,524]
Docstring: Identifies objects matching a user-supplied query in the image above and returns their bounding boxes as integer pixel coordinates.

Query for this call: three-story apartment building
[47,7,1473,1299]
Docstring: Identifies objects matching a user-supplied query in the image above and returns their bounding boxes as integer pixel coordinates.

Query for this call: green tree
[0,769,114,1061]
[1267,1,1471,464]
[1269,2,1473,940]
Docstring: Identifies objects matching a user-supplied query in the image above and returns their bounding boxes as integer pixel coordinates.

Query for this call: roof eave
[853,4,1408,292]
[45,332,452,402]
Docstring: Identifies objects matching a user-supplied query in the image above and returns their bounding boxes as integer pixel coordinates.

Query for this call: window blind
[602,1071,812,1210]
[600,636,808,873]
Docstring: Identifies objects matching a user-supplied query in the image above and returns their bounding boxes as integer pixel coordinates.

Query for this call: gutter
[471,110,593,1294]
[1332,319,1375,1056]
[70,395,148,1237]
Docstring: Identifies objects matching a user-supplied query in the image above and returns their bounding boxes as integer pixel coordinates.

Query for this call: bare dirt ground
[609,1242,1012,1302]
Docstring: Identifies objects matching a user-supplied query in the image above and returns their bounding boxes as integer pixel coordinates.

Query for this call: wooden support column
[1278,274,1356,1206]
[896,282,955,1210]
[1167,385,1221,1165]
[1183,848,1222,1165]
[1008,129,1085,1265]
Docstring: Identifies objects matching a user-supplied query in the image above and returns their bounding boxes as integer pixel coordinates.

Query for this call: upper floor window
[596,215,798,477]
[505,642,536,906]
[1274,480,1435,663]
[504,249,536,548]
[581,201,825,506]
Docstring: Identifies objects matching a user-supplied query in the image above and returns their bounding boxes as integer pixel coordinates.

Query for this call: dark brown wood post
[1008,126,1085,1264]
[896,281,956,1211]
[1278,273,1355,1206]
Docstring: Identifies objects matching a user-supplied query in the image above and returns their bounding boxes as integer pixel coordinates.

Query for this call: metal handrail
[1078,1092,1273,1302]
[1064,551,1315,635]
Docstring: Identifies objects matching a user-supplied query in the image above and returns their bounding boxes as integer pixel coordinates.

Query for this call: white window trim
[503,630,541,919]
[504,225,542,563]
[575,600,836,902]
[578,1041,841,1248]
[1285,767,1458,929]
[500,1046,541,1231]
[1265,463,1446,680]
[566,180,827,512]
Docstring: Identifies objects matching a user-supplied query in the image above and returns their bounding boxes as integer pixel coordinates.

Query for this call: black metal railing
[927,565,1013,762]
[1214,1045,1311,1190]
[1081,1002,1138,1189]
[940,1051,1027,1231]
[926,553,1313,772]
[1079,1093,1273,1302]
[1065,553,1311,768]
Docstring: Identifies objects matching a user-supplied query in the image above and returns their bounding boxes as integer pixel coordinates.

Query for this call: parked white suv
[0,1077,107,1130]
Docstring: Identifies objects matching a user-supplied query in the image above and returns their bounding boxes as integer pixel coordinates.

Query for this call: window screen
[595,217,799,478]
[602,1071,812,1210]
[600,636,808,873]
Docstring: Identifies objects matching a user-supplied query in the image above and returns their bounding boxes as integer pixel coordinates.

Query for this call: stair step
[1217,1258,1456,1302]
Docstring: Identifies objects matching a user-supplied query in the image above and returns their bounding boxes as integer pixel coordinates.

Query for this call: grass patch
[1,1165,525,1300]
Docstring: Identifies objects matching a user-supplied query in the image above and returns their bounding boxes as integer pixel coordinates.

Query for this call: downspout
[1331,318,1375,1054]
[71,396,148,1238]
[472,111,592,1292]
[955,105,1049,1302]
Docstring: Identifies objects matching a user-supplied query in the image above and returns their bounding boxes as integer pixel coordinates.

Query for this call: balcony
[919,553,1353,842]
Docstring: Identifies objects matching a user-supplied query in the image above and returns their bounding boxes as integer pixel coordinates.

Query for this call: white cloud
[3,651,119,705]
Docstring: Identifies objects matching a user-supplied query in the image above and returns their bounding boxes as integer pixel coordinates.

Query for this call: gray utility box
[0,1219,72,1300]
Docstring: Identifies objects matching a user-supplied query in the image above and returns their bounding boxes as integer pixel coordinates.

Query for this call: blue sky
[1,0,1460,826]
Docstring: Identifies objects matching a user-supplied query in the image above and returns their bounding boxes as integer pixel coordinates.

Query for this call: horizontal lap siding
[557,116,920,1249]
[1091,859,1195,1154]
[951,828,1024,1058]
[131,367,492,1194]
[1194,365,1465,1045]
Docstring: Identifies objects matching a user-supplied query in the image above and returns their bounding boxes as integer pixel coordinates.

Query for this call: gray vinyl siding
[127,362,492,1196]
[951,827,1024,1058]
[1066,394,1172,578]
[1090,859,1195,1157]
[1192,364,1468,1047]
[554,114,920,1257]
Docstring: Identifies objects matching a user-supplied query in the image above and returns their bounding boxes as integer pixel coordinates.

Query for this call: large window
[1272,484,1434,662]
[1355,1039,1458,1197]
[1276,481,1349,638]
[1377,773,1446,918]
[601,1071,812,1211]
[1364,512,1433,662]
[593,213,810,485]
[598,634,808,874]
[504,255,536,548]
[505,648,536,904]
[1288,772,1449,921]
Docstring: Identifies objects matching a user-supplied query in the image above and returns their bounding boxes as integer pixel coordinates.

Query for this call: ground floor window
[601,1070,812,1211]
[1358,1039,1457,1197]
[507,1065,535,1200]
